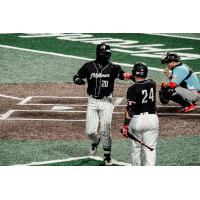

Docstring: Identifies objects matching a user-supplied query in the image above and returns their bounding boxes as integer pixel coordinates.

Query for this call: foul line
[0,44,163,72]
[0,94,24,100]
[14,156,131,166]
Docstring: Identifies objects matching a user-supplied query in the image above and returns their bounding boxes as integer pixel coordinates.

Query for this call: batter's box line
[17,96,89,106]
[1,109,200,122]
[0,110,15,120]
[5,118,86,122]
[17,96,125,106]
[18,96,33,105]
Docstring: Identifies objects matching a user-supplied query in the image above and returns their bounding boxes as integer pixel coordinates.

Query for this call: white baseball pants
[86,96,114,149]
[128,113,159,166]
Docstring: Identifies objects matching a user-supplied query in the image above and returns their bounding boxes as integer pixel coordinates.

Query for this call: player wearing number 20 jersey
[73,43,132,165]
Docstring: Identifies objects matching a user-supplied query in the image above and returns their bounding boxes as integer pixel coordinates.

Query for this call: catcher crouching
[159,52,200,113]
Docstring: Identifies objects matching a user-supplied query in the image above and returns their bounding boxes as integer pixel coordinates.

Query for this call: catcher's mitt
[159,83,170,105]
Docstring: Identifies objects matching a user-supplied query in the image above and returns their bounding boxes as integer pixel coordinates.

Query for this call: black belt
[91,95,106,99]
[134,111,156,115]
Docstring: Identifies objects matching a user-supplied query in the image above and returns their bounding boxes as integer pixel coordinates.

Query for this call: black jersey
[127,79,157,115]
[76,60,125,97]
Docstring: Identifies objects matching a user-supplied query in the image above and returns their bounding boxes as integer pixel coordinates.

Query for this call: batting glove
[123,72,132,80]
[120,125,128,138]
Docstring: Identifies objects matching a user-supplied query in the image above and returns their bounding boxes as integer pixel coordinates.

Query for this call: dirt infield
[0,83,200,141]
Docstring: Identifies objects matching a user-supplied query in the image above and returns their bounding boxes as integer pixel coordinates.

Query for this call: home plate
[51,106,74,111]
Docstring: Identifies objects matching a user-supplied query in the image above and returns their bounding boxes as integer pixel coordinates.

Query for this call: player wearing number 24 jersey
[127,79,156,115]
[121,63,159,166]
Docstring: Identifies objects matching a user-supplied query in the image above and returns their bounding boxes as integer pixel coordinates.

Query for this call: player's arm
[165,67,190,88]
[120,87,136,138]
[73,63,87,85]
[117,65,132,80]
[163,67,173,80]
[121,100,135,138]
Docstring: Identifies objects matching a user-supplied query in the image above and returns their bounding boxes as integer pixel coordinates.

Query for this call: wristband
[124,118,131,126]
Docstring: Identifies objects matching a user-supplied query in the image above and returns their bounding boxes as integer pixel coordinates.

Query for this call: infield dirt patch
[0,83,200,141]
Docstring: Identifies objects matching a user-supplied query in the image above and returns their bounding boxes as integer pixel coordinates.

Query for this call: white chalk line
[0,44,163,72]
[6,109,124,114]
[114,97,124,106]
[14,156,131,166]
[145,33,200,41]
[1,109,200,122]
[4,118,86,122]
[33,96,88,99]
[19,104,125,107]
[18,96,33,105]
[0,110,15,120]
[15,103,200,108]
[0,94,24,100]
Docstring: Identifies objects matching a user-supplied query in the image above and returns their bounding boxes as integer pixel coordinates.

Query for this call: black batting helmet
[132,62,148,78]
[161,52,181,64]
[96,43,111,63]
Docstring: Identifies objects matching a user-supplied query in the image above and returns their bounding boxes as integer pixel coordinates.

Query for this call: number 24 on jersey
[142,88,154,104]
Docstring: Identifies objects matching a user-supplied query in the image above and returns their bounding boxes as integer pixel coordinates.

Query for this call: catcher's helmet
[161,52,181,64]
[132,62,148,78]
[96,43,111,63]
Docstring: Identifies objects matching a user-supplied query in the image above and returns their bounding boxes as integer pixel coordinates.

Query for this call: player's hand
[74,78,86,85]
[73,75,86,85]
[123,72,132,80]
[163,67,172,79]
[120,125,128,138]
[161,82,167,88]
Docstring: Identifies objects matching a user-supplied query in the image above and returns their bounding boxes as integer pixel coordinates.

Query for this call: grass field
[0,33,200,166]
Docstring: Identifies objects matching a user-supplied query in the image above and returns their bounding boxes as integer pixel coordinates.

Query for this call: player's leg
[99,99,114,165]
[175,87,199,112]
[160,86,191,111]
[175,87,200,102]
[86,98,100,155]
[130,139,142,166]
[142,114,159,166]
[128,117,143,166]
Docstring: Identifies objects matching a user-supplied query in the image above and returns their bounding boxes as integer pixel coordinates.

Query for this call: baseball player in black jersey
[73,43,132,165]
[121,63,159,166]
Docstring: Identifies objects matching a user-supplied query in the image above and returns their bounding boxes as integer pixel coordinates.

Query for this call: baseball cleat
[176,102,196,113]
[90,144,98,156]
[184,103,196,113]
[90,139,100,156]
[104,157,112,166]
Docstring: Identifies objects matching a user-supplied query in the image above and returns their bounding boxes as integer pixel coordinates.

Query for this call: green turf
[0,47,168,83]
[0,33,200,166]
[0,33,200,72]
[1,135,200,166]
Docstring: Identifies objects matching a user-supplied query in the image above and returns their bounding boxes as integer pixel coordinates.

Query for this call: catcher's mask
[161,52,181,64]
[96,43,111,63]
[132,62,148,80]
